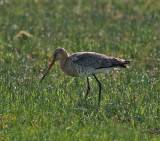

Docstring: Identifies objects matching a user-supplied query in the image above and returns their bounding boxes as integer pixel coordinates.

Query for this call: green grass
[0,0,160,140]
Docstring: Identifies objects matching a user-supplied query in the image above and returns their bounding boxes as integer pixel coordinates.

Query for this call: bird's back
[70,52,129,68]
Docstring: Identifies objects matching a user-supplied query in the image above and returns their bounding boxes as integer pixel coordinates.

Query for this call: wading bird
[40,48,130,105]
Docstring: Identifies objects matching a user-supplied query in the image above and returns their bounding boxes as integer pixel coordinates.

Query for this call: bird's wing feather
[71,52,116,69]
[71,52,130,69]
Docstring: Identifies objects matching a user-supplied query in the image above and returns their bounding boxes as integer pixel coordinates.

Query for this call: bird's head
[40,47,68,83]
[53,47,68,61]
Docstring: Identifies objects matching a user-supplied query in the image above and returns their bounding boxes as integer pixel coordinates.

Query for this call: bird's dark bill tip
[39,75,46,83]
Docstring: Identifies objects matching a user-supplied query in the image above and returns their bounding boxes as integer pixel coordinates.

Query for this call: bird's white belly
[93,68,110,74]
[78,68,110,77]
[77,70,93,77]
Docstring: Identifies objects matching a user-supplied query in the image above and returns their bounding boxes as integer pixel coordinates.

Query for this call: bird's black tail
[121,60,130,68]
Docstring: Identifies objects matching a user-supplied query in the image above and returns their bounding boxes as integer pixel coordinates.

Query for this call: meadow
[0,0,160,140]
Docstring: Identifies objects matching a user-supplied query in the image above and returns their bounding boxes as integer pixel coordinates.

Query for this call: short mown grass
[0,0,160,140]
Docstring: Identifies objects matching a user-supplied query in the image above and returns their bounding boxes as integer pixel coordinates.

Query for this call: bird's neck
[59,53,69,70]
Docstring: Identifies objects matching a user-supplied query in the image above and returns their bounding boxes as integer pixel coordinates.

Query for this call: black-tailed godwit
[40,48,130,105]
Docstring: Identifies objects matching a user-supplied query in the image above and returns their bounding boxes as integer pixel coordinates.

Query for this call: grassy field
[0,0,160,140]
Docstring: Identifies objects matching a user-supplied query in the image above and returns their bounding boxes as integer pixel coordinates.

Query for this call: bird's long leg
[93,74,101,106]
[85,77,90,100]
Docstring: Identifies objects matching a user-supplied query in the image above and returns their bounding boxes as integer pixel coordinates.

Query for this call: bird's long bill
[40,60,55,83]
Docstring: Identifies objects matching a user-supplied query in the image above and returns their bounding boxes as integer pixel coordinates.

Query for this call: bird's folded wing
[71,53,113,69]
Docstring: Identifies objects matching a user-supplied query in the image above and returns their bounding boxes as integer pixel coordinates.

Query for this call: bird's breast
[60,60,93,77]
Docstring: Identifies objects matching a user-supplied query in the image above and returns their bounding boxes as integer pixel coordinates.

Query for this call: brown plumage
[40,48,130,105]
